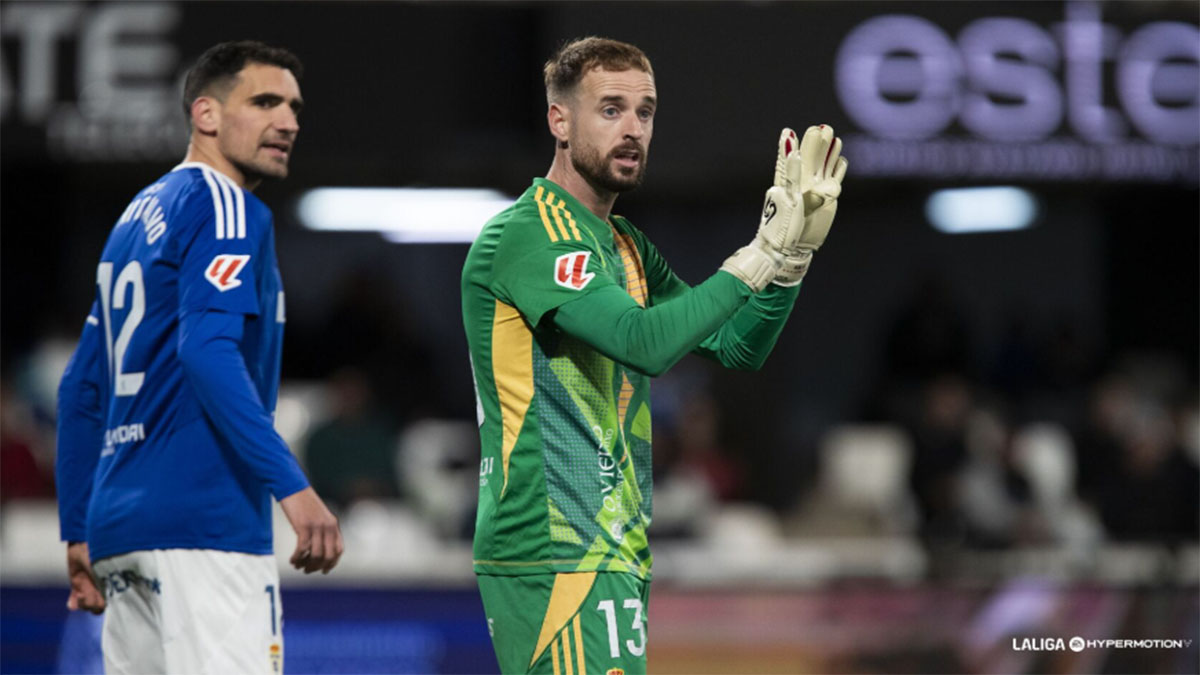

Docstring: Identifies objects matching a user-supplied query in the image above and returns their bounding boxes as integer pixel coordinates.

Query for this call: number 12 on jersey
[96,261,146,397]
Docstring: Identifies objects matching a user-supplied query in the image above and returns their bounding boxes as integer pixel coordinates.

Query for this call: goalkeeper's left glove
[774,125,848,287]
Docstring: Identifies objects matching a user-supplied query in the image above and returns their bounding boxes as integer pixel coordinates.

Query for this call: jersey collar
[172,161,242,188]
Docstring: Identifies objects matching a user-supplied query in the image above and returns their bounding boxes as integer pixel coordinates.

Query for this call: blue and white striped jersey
[56,162,309,561]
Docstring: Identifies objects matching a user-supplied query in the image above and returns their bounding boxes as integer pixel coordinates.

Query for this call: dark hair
[544,37,653,105]
[181,40,303,120]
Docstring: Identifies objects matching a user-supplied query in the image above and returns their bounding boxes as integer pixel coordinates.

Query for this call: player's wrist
[721,238,783,293]
[773,249,813,287]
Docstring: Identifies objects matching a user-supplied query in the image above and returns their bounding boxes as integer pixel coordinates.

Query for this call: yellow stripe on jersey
[562,630,575,675]
[492,301,534,497]
[543,190,573,241]
[617,373,635,431]
[551,638,562,675]
[612,227,648,428]
[613,230,648,307]
[573,613,587,675]
[534,186,560,242]
[555,198,583,241]
[531,572,598,668]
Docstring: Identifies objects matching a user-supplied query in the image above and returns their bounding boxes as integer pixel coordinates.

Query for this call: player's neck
[546,155,616,221]
[183,140,261,192]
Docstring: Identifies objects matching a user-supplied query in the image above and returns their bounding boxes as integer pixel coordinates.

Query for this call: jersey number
[597,598,646,658]
[96,261,146,397]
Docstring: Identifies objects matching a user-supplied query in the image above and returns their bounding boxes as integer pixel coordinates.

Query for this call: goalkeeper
[461,36,847,675]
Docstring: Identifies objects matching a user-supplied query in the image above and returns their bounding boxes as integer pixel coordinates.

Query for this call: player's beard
[571,140,646,194]
[220,137,290,184]
[234,150,289,182]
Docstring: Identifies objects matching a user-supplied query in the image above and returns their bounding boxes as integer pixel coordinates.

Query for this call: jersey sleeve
[632,222,802,371]
[553,271,751,377]
[693,284,801,370]
[175,179,261,317]
[491,212,622,327]
[177,308,309,500]
[56,305,106,542]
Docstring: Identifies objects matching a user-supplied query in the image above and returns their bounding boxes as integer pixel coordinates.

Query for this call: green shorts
[477,571,650,675]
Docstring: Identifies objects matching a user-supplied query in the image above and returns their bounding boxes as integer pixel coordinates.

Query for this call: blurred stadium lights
[925,186,1038,234]
[295,187,512,243]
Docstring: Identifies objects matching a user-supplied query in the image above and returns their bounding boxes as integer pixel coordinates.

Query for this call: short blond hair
[543,37,654,105]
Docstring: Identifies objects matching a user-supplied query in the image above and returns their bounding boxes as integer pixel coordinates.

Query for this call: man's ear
[191,96,220,135]
[548,102,570,149]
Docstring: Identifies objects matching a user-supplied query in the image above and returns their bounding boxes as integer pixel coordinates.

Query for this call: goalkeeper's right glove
[721,127,808,292]
[774,125,848,287]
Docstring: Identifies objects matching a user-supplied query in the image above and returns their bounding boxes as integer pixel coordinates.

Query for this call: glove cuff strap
[721,241,782,293]
[772,250,813,287]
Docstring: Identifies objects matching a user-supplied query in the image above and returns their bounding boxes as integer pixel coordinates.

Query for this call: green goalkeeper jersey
[462,177,802,579]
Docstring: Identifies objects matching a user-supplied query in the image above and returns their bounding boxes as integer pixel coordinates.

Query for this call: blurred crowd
[2,272,1196,563]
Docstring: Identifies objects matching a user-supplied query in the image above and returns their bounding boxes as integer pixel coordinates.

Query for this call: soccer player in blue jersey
[55,41,342,674]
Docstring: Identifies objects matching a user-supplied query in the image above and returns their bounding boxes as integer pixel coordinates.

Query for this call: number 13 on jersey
[597,598,646,658]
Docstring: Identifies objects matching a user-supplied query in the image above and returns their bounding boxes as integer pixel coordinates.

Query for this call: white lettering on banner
[1013,637,1066,651]
[0,2,187,161]
[1011,635,1195,652]
[835,1,1199,182]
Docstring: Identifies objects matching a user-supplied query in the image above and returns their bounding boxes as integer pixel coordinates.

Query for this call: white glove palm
[721,126,848,292]
[776,125,848,286]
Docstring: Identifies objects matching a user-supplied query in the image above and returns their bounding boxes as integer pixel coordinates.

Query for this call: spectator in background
[1076,368,1198,543]
[883,276,972,383]
[672,392,747,502]
[305,367,400,509]
[866,275,973,425]
[0,377,54,501]
[908,374,974,542]
[958,403,1034,549]
[316,269,444,418]
[1092,399,1198,542]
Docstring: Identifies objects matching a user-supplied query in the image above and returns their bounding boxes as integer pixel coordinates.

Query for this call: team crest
[554,251,595,290]
[606,669,625,675]
[205,254,250,292]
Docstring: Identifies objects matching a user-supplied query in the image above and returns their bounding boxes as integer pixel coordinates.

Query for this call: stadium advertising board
[836,1,1199,183]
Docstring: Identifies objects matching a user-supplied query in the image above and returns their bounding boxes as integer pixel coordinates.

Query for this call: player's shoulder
[494,180,593,252]
[164,163,272,241]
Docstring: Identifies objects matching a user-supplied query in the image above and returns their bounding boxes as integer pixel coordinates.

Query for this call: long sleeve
[177,308,309,500]
[56,310,106,542]
[552,270,752,377]
[692,283,801,370]
[638,229,801,371]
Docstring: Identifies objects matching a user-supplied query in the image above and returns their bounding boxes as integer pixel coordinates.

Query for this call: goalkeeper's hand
[721,126,847,291]
[719,128,802,292]
[775,125,848,287]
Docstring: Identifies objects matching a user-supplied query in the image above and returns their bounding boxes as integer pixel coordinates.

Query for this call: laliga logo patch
[554,251,595,290]
[269,643,282,673]
[205,254,250,292]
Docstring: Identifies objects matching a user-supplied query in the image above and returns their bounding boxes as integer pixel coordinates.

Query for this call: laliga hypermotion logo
[554,251,595,290]
[206,254,251,292]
